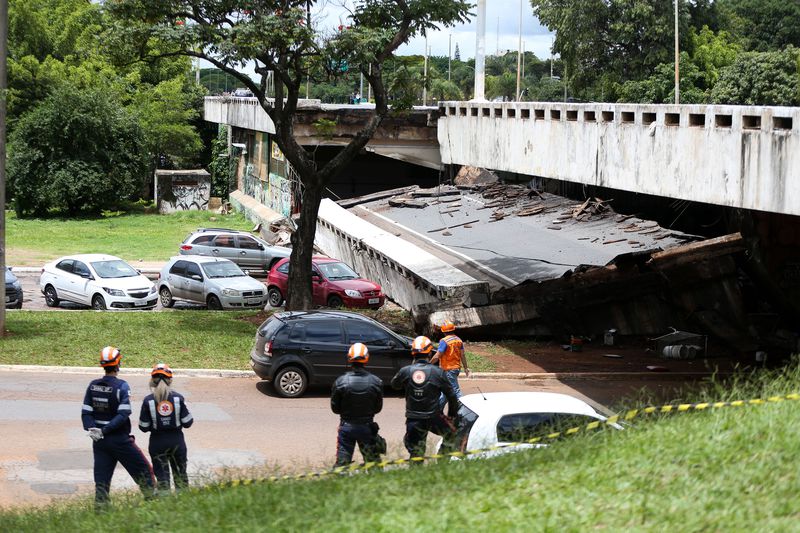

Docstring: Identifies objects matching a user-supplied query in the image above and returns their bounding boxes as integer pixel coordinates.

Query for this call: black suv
[250,310,413,397]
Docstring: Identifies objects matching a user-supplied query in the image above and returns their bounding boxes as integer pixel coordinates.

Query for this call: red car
[266,256,385,309]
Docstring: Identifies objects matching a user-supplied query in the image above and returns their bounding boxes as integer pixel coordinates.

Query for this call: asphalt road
[0,369,597,508]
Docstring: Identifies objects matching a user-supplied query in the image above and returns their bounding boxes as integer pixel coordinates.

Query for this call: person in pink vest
[430,321,471,398]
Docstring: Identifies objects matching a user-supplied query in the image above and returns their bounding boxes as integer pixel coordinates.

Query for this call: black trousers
[149,431,189,491]
[404,413,457,460]
[335,421,380,467]
[93,434,154,504]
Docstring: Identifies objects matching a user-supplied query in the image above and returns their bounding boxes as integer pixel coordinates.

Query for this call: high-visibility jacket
[437,335,464,371]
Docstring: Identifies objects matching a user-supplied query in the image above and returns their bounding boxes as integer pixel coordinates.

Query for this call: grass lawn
[0,310,495,371]
[5,210,253,266]
[1,365,798,531]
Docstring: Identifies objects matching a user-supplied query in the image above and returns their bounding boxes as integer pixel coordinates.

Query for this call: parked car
[39,254,157,310]
[250,310,412,397]
[266,256,385,309]
[435,392,622,457]
[5,267,23,309]
[179,228,290,272]
[158,256,268,310]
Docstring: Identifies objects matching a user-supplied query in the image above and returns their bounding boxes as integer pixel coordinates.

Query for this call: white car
[157,255,268,310]
[40,254,157,310]
[436,392,621,457]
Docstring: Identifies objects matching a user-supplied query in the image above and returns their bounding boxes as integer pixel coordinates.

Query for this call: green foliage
[720,0,800,52]
[711,48,800,105]
[7,84,148,216]
[209,125,232,198]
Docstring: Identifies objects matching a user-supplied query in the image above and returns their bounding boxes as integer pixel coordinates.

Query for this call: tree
[8,84,147,216]
[719,0,800,52]
[107,1,472,310]
[711,48,799,106]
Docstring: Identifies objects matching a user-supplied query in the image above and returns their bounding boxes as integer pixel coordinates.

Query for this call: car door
[70,261,94,305]
[311,267,328,306]
[210,235,239,263]
[167,260,189,299]
[344,320,407,381]
[50,259,75,302]
[183,261,206,303]
[235,235,264,270]
[288,319,347,383]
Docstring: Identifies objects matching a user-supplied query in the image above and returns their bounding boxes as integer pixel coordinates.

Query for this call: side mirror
[80,272,92,279]
[258,243,264,250]
[191,274,203,281]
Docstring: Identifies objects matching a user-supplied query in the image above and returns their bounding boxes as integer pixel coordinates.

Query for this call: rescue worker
[138,363,193,492]
[81,346,155,507]
[430,320,471,398]
[391,336,459,462]
[330,343,384,466]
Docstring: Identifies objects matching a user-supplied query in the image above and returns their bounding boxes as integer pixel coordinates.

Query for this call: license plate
[368,298,379,304]
[134,300,148,306]
[246,297,262,304]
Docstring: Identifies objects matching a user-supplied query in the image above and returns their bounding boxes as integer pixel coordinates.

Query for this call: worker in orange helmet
[330,343,385,467]
[430,320,471,398]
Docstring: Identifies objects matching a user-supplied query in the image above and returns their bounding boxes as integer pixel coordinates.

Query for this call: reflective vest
[438,335,464,371]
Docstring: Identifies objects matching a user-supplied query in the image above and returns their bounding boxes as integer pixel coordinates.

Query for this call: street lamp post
[516,0,522,100]
[674,0,680,104]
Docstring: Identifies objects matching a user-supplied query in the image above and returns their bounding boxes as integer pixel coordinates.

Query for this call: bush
[7,83,148,216]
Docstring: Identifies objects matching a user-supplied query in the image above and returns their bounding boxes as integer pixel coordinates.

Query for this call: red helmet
[347,343,369,364]
[151,363,173,380]
[100,346,121,367]
[411,336,433,355]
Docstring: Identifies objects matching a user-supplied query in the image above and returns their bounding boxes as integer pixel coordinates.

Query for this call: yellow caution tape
[208,391,800,489]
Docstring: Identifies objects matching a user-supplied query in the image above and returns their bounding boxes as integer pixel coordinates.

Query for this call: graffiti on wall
[157,172,211,214]
[269,173,292,217]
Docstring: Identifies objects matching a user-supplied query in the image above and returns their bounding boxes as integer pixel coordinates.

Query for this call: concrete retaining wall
[316,199,489,311]
[438,102,800,216]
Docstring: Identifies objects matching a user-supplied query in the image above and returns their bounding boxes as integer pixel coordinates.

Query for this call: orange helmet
[100,346,122,367]
[151,363,173,380]
[411,336,433,355]
[440,321,456,333]
[347,343,369,364]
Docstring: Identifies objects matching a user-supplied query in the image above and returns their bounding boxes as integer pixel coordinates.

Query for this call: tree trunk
[286,181,323,310]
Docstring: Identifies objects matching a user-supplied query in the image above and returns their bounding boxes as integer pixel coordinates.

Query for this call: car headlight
[344,289,362,298]
[103,287,125,296]
[149,285,157,294]
[222,288,240,296]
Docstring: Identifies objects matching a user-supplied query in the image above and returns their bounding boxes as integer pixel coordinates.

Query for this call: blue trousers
[149,432,188,491]
[336,421,380,466]
[404,414,457,461]
[93,434,154,504]
[445,369,462,398]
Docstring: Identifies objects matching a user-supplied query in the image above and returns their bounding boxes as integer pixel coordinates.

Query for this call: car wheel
[159,287,174,308]
[207,294,223,310]
[44,285,60,307]
[267,287,284,307]
[92,294,107,311]
[274,366,308,398]
[327,294,344,308]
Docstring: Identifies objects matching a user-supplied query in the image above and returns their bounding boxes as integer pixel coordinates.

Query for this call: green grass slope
[2,366,799,532]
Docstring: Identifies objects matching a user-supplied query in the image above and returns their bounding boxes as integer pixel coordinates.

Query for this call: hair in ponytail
[150,376,172,404]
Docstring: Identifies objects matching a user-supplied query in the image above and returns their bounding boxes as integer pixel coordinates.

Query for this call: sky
[314,0,555,61]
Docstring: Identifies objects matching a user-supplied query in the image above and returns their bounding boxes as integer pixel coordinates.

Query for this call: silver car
[158,256,268,310]
[179,228,291,272]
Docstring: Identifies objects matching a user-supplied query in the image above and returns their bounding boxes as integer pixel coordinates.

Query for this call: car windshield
[90,260,139,279]
[202,261,246,279]
[317,262,358,281]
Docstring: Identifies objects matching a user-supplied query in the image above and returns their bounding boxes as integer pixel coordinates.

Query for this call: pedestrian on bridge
[430,321,471,398]
[330,343,385,467]
[81,346,155,508]
[391,336,459,463]
[138,363,194,492]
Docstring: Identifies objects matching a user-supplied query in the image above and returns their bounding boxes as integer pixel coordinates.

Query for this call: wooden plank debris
[427,219,481,233]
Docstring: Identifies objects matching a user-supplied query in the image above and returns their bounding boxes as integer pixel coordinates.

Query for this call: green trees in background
[6,0,204,216]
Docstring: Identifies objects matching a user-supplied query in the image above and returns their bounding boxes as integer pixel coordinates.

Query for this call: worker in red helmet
[331,343,385,467]
[430,320,471,398]
[138,363,194,492]
[81,346,155,508]
[391,336,459,462]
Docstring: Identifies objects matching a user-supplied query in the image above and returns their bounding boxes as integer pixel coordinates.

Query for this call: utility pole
[0,0,7,336]
[474,0,486,100]
[674,0,680,104]
[306,0,311,99]
[423,33,428,106]
[448,33,452,82]
[516,0,522,100]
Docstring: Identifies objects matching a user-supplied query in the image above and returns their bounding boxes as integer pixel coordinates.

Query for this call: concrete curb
[0,365,724,380]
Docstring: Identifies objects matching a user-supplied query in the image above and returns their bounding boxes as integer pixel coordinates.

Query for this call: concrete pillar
[473,0,486,101]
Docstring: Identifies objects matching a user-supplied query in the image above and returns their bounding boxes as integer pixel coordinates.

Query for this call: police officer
[81,346,155,507]
[330,342,385,467]
[391,336,459,462]
[138,363,194,492]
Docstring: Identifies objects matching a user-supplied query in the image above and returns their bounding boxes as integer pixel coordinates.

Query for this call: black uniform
[391,359,459,460]
[138,391,193,491]
[330,367,384,466]
[81,375,155,504]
